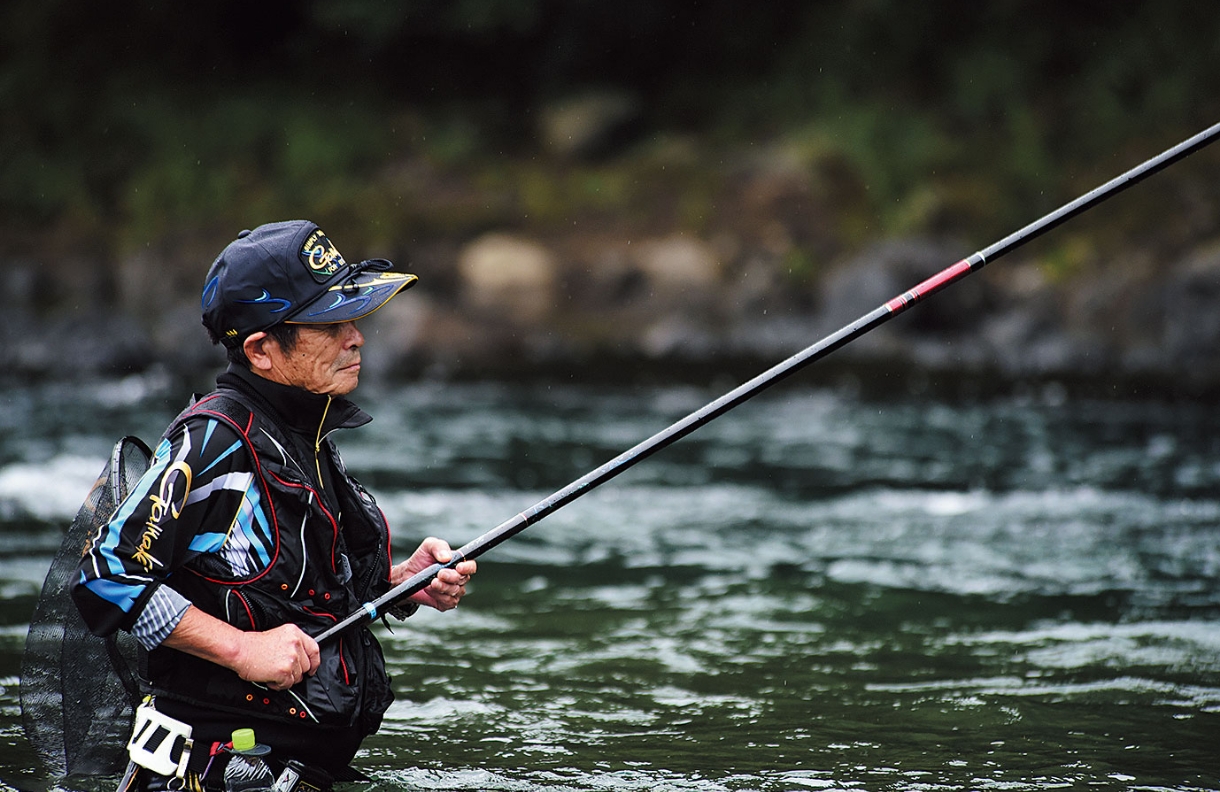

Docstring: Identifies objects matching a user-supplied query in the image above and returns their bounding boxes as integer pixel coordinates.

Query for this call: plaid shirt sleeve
[130,584,193,649]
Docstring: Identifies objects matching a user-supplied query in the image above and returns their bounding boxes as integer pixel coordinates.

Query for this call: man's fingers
[239,624,320,689]
[274,652,309,690]
[432,578,461,595]
[400,545,475,612]
[437,565,474,586]
[421,536,454,564]
[427,576,466,611]
[301,633,321,673]
[292,633,320,681]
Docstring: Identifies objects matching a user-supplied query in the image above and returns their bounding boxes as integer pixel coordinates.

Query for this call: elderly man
[72,221,476,791]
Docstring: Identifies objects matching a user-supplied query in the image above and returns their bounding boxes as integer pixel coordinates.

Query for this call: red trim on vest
[231,589,256,629]
[268,470,341,574]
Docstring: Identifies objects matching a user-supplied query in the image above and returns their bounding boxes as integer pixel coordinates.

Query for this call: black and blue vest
[144,379,395,739]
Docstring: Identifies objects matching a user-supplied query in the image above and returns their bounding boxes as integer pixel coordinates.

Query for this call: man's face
[264,322,365,396]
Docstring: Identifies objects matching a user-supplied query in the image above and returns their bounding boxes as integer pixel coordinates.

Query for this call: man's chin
[335,367,360,395]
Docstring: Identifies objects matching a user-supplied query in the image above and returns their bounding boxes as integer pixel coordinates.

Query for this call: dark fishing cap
[201,220,417,347]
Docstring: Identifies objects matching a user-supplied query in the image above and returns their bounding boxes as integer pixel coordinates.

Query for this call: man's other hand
[391,537,477,612]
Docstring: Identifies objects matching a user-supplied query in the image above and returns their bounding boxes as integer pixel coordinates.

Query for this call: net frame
[21,436,152,778]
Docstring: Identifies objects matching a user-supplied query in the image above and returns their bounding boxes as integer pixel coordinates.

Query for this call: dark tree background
[3,1,1220,390]
[6,1,1217,229]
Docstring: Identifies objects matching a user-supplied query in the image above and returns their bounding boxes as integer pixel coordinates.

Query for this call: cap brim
[287,270,418,325]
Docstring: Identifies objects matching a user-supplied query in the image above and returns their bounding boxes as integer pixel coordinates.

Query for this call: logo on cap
[300,229,346,283]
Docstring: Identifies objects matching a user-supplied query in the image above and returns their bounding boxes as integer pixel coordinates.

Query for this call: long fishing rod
[317,120,1220,645]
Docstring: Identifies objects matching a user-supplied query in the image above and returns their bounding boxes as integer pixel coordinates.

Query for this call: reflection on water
[0,375,1217,791]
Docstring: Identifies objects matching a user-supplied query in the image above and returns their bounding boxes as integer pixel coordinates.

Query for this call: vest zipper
[315,395,333,491]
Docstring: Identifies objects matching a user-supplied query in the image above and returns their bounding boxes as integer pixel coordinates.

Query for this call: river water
[0,373,1216,791]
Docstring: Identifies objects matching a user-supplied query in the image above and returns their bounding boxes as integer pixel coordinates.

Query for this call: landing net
[21,436,151,778]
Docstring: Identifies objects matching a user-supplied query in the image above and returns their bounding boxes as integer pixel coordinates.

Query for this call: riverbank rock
[458,233,558,324]
[634,235,723,297]
[1157,240,1220,373]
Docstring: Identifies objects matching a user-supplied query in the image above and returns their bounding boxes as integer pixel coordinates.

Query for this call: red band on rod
[885,258,973,313]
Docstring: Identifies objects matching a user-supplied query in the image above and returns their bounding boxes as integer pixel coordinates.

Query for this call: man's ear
[242,332,276,372]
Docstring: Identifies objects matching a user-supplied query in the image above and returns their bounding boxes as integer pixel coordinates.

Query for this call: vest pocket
[356,629,394,737]
[225,589,262,631]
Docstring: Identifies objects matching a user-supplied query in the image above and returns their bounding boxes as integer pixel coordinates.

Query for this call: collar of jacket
[216,363,373,438]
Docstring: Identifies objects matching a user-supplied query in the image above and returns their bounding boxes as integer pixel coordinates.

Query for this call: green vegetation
[3,1,1218,266]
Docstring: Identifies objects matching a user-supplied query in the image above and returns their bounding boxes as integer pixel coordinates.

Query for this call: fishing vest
[142,388,395,738]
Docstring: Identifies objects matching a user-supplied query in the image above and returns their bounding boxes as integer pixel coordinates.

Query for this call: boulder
[458,234,558,324]
[633,235,723,298]
[1159,240,1220,369]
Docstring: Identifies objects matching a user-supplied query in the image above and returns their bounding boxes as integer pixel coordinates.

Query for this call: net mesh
[21,436,151,778]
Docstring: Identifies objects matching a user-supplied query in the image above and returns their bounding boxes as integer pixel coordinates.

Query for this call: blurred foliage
[2,0,1218,259]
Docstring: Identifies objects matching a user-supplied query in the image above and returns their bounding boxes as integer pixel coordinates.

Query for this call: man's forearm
[160,605,321,690]
[160,604,246,672]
